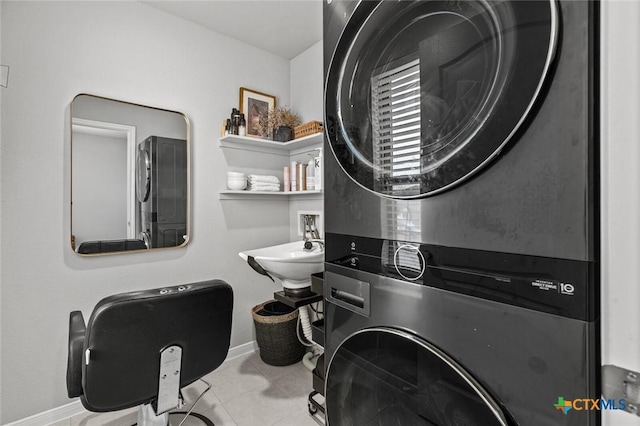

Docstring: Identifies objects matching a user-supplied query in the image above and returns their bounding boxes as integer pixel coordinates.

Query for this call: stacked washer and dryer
[322,1,599,425]
[136,136,188,249]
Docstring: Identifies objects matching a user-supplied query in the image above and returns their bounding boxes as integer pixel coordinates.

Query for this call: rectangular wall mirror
[71,94,190,255]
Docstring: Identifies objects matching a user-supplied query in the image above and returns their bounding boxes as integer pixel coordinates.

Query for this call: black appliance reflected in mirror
[136,136,188,249]
[71,94,190,255]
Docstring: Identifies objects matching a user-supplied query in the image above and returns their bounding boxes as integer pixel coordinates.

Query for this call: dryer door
[325,327,512,426]
[136,145,151,203]
[325,0,558,198]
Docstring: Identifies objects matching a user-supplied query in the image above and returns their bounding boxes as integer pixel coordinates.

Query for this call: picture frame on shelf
[239,87,276,137]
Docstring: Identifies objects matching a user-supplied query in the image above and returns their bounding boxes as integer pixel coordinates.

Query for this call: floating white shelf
[219,132,323,200]
[219,190,323,200]
[220,133,323,156]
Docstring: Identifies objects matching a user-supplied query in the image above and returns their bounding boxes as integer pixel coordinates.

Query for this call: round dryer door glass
[136,147,151,202]
[326,327,512,425]
[325,0,558,198]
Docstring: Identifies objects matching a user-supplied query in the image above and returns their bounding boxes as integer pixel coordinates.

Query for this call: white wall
[0,1,293,422]
[290,40,323,124]
[289,41,324,241]
[601,2,640,425]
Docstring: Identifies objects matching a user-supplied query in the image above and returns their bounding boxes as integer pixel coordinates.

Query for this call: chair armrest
[66,311,86,398]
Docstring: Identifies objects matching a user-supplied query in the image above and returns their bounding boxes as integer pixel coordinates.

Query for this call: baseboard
[3,400,86,426]
[4,341,259,426]
[225,339,259,361]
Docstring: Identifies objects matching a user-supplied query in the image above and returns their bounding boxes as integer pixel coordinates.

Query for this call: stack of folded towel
[247,174,281,192]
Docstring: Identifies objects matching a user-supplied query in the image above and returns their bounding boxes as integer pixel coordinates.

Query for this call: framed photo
[239,87,276,137]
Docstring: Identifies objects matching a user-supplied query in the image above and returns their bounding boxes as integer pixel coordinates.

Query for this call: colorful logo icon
[554,397,573,414]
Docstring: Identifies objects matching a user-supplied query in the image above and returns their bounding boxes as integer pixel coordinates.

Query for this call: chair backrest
[67,280,233,412]
[76,239,147,254]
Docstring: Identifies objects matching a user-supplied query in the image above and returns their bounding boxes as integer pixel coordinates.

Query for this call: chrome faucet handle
[303,239,324,251]
[309,239,325,249]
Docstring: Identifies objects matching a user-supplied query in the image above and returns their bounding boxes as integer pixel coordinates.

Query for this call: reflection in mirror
[71,94,190,255]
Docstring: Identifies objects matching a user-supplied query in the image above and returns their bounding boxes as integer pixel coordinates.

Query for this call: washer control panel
[325,232,596,321]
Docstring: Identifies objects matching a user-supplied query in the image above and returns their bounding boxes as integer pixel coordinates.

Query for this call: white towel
[247,174,280,184]
[248,182,280,188]
[248,183,280,192]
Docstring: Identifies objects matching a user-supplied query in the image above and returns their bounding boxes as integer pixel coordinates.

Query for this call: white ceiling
[143,1,323,59]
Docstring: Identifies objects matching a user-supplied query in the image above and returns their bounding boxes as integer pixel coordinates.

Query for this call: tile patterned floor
[51,352,322,426]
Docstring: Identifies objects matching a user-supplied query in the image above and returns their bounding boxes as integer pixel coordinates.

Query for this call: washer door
[325,0,558,198]
[326,327,511,426]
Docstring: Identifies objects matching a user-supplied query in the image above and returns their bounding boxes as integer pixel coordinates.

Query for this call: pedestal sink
[239,241,324,296]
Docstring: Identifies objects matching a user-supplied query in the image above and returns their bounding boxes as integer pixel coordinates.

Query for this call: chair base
[170,411,214,426]
[136,404,214,426]
[138,403,168,426]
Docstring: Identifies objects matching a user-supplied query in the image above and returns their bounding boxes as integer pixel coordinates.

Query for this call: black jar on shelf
[273,126,294,142]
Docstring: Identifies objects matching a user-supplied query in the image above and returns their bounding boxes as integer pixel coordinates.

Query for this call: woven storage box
[294,120,323,139]
[252,301,305,366]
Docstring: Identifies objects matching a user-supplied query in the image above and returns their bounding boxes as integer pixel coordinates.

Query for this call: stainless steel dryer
[322,0,599,425]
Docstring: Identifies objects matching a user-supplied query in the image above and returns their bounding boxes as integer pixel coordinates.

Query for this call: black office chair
[66,280,233,425]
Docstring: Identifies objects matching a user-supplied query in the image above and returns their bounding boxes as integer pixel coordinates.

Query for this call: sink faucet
[303,239,325,251]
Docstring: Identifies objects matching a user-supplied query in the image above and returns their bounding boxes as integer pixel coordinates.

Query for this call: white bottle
[314,148,323,191]
[307,157,315,191]
[291,161,298,192]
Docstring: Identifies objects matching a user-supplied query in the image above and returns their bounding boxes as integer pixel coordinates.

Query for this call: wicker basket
[252,301,305,366]
[294,120,324,139]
